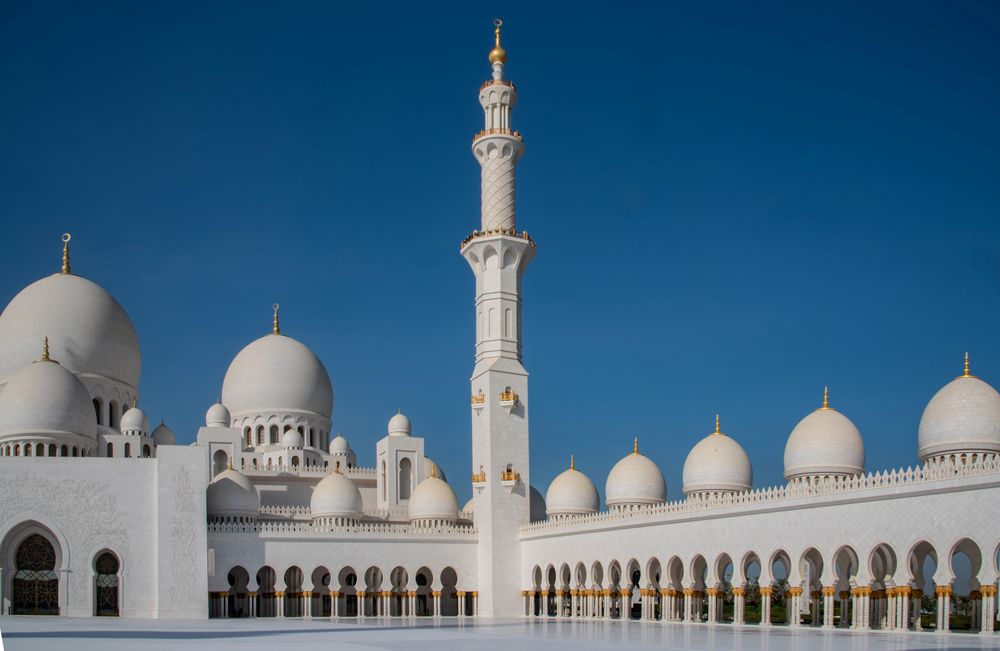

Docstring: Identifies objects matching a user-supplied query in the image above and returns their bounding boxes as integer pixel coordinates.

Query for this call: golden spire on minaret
[569,454,575,470]
[714,414,721,434]
[821,386,830,410]
[489,18,507,64]
[272,303,280,335]
[61,233,72,274]
[960,352,976,378]
[632,437,639,455]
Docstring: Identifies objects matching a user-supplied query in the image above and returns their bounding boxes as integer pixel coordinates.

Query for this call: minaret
[461,19,535,617]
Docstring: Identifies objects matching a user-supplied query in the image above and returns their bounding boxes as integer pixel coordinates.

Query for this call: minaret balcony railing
[460,228,536,250]
[500,469,519,482]
[499,390,518,403]
[480,79,517,91]
[472,128,523,144]
[471,471,487,484]
[471,393,486,404]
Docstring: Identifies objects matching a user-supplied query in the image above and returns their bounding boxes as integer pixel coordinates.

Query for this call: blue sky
[1,1,999,508]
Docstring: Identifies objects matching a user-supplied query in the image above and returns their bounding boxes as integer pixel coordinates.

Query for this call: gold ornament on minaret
[960,351,976,379]
[272,303,280,335]
[489,18,507,64]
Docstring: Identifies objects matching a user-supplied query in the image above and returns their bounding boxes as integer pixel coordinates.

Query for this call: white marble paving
[1,618,997,651]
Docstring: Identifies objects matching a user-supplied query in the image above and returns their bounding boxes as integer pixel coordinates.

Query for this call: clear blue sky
[1,1,999,507]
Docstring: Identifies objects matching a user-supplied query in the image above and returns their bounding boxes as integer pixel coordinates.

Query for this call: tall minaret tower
[461,19,535,617]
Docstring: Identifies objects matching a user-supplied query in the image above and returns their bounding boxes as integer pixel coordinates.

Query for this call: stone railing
[520,453,1000,535]
[472,127,522,143]
[209,519,477,539]
[244,465,376,479]
[480,78,517,91]
[460,228,535,250]
[259,505,310,517]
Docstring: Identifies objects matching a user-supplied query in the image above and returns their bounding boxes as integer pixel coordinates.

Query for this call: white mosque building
[0,21,999,635]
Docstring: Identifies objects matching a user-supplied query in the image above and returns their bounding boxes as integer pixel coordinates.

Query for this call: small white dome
[529,484,547,522]
[0,356,95,441]
[682,418,752,496]
[423,457,446,482]
[784,390,864,480]
[205,403,230,428]
[120,406,149,435]
[0,273,141,390]
[151,422,176,446]
[605,441,667,507]
[310,469,363,519]
[408,475,459,523]
[221,332,332,420]
[207,468,259,518]
[281,428,304,448]
[918,361,1000,461]
[546,460,599,517]
[329,434,351,454]
[462,498,475,514]
[388,411,411,437]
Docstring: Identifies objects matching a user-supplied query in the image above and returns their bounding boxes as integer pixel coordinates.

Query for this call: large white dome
[408,475,459,523]
[0,356,96,441]
[310,470,363,519]
[784,390,864,480]
[546,459,599,517]
[221,333,333,419]
[605,440,666,508]
[682,417,752,496]
[0,274,140,389]
[918,361,1000,461]
[206,468,260,518]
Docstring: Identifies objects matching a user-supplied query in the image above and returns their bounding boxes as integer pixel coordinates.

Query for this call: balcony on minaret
[499,388,518,413]
[500,464,520,489]
[472,466,487,492]
[472,128,523,145]
[471,391,486,412]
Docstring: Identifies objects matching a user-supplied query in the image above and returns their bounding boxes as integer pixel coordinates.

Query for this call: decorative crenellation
[520,453,1000,535]
[208,519,478,539]
[460,228,535,250]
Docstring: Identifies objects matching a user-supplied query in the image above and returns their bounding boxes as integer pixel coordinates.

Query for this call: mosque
[0,21,998,636]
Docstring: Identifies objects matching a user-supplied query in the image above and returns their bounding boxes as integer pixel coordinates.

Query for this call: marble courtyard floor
[1,617,997,651]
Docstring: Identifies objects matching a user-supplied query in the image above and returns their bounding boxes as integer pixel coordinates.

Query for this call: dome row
[546,363,1000,518]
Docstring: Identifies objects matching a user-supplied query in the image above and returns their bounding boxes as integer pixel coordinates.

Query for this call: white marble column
[760,588,772,626]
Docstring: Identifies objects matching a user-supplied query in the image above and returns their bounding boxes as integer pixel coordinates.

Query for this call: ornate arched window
[94,551,120,616]
[398,458,412,501]
[12,534,59,615]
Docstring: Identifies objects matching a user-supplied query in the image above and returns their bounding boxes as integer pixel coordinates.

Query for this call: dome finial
[822,386,830,409]
[714,414,721,434]
[632,436,639,455]
[489,18,507,64]
[430,463,437,479]
[272,303,280,335]
[961,352,975,378]
[60,233,71,274]
[570,454,575,470]
[226,455,233,471]
[39,336,51,362]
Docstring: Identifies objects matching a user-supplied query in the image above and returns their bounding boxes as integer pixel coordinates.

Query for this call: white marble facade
[0,23,998,636]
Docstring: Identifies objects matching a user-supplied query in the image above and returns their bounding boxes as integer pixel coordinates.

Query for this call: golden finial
[958,352,977,378]
[131,396,137,408]
[570,454,575,470]
[822,386,830,409]
[39,336,51,362]
[226,455,233,471]
[60,233,71,274]
[714,414,721,434]
[489,18,507,64]
[632,437,639,455]
[430,463,437,479]
[272,303,280,335]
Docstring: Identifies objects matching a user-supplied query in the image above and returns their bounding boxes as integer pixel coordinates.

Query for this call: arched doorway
[94,551,121,616]
[13,534,59,615]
